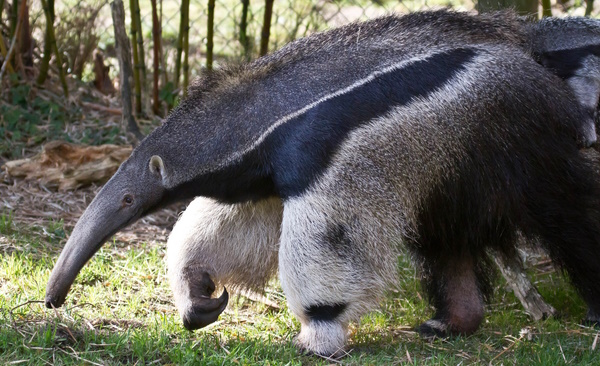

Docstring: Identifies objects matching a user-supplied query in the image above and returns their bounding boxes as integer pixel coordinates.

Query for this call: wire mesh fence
[104,0,451,74]
[0,0,595,110]
[4,0,476,82]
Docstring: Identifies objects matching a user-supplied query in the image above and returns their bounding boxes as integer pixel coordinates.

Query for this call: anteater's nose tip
[45,294,65,309]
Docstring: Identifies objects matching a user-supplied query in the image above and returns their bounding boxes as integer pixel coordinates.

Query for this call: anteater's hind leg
[167,196,282,330]
[417,253,488,338]
[524,191,600,324]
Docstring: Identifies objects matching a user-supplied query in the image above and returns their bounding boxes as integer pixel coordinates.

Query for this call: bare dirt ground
[0,170,187,248]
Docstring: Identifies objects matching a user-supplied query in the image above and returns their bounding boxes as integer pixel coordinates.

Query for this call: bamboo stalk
[182,4,190,97]
[111,0,143,143]
[0,0,25,83]
[0,37,12,75]
[129,0,141,114]
[39,0,67,97]
[36,0,53,85]
[239,0,251,61]
[259,0,274,56]
[206,0,215,70]
[159,0,168,88]
[151,0,161,115]
[542,0,552,17]
[9,0,18,39]
[586,0,594,16]
[132,0,149,115]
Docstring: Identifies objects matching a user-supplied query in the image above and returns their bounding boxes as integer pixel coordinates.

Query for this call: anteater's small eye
[123,194,134,206]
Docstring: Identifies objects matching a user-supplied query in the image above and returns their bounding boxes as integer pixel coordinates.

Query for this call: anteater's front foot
[179,270,229,330]
[416,311,483,340]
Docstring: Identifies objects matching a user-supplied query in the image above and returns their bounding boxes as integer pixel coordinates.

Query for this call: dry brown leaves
[2,141,133,191]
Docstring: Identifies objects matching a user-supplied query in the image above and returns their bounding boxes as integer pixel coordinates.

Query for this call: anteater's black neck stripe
[267,47,477,198]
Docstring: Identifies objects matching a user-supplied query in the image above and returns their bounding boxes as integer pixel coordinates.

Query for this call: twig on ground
[10,300,44,312]
[80,101,122,115]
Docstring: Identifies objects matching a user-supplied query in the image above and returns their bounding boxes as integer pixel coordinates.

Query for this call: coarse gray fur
[45,10,600,359]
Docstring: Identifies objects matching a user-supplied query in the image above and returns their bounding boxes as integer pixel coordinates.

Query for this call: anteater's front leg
[279,196,396,358]
[167,196,282,330]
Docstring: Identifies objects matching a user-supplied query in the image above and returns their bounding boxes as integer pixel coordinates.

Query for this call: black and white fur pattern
[43,10,600,359]
[527,16,600,146]
[164,11,600,357]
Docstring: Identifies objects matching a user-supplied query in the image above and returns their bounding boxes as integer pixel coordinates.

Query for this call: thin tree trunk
[132,0,149,115]
[129,0,141,114]
[542,0,552,17]
[0,0,25,83]
[18,1,32,71]
[586,0,594,16]
[9,0,18,39]
[39,0,68,97]
[151,0,161,115]
[174,0,189,90]
[182,3,190,97]
[260,0,274,56]
[239,0,250,61]
[36,0,53,85]
[159,0,168,88]
[206,0,215,70]
[111,0,143,143]
[0,0,15,76]
[0,37,12,75]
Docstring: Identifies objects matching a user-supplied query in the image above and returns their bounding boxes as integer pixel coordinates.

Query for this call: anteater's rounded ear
[149,155,166,181]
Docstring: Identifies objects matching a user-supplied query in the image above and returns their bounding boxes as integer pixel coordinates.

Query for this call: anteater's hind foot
[583,309,600,328]
[418,256,485,339]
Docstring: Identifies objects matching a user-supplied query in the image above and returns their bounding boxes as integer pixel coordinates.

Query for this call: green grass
[1,220,599,365]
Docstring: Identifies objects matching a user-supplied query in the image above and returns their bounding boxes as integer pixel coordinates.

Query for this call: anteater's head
[44,153,168,308]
